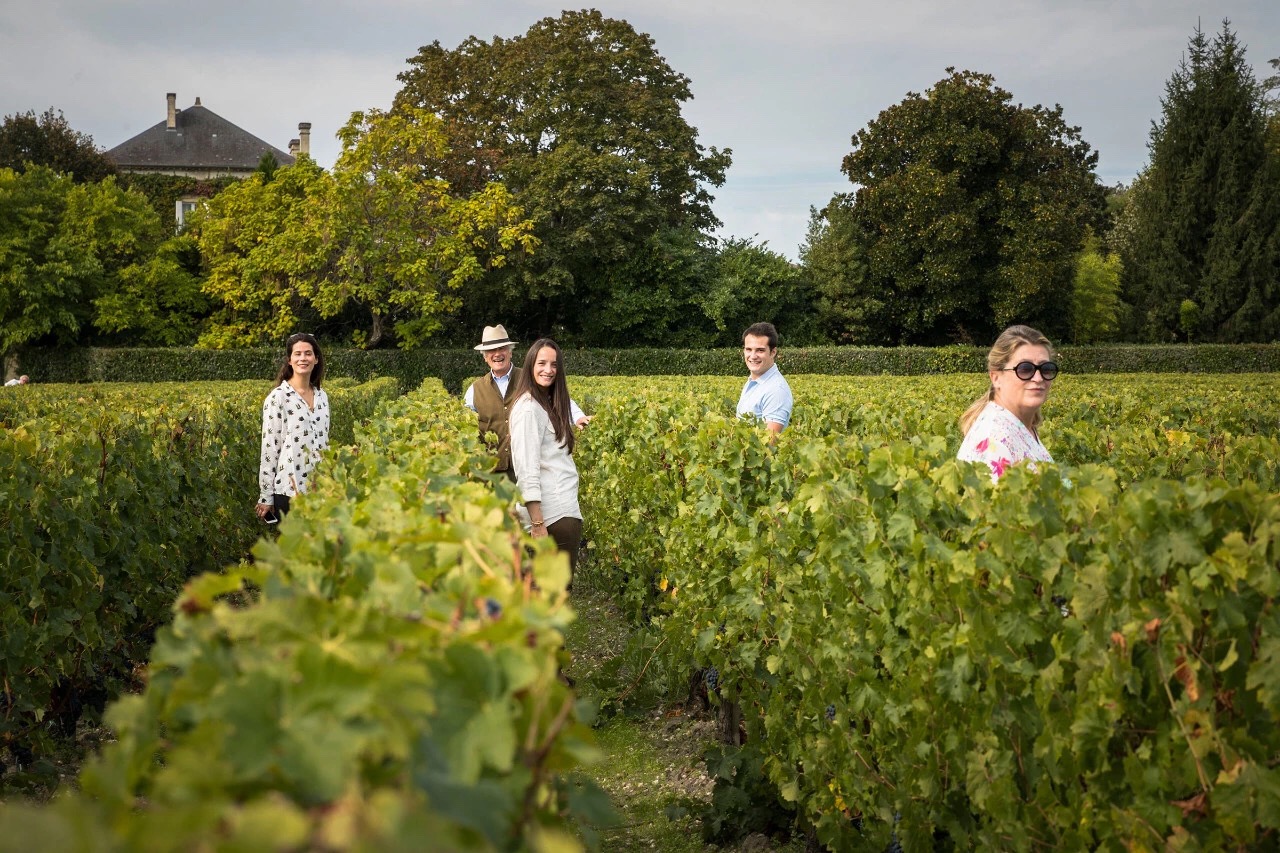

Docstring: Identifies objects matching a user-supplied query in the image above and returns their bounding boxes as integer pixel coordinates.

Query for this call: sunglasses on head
[1002,361,1059,381]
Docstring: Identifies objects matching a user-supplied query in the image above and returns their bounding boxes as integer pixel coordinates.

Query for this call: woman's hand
[530,521,549,538]
[255,502,273,519]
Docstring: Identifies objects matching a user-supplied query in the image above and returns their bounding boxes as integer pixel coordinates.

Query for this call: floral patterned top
[259,381,330,505]
[957,401,1052,481]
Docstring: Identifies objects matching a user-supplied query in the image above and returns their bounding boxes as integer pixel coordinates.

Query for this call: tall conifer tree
[1123,22,1280,341]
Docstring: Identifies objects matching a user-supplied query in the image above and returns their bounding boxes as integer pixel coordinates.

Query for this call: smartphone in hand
[263,509,279,524]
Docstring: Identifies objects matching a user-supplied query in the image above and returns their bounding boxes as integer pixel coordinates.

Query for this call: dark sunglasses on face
[1002,360,1059,381]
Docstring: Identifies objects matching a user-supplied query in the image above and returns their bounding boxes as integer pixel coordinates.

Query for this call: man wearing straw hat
[464,324,587,479]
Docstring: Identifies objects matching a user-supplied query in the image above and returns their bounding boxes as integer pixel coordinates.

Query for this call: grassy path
[562,588,805,853]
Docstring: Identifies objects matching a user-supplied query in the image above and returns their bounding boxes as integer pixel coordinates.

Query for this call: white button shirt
[509,393,581,528]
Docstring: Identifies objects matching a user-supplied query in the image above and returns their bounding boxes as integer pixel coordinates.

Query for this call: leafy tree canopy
[699,237,819,347]
[1069,230,1124,344]
[0,166,164,356]
[393,9,731,342]
[800,194,874,343]
[1121,22,1280,342]
[838,68,1105,345]
[192,108,536,349]
[321,106,538,348]
[93,234,213,346]
[192,159,327,348]
[0,108,117,183]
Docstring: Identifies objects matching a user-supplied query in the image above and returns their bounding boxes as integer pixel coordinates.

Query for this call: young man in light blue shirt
[736,322,792,434]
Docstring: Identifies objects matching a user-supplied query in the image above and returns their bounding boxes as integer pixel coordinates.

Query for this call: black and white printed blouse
[258,381,330,505]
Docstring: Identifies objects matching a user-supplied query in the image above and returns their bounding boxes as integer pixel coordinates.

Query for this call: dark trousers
[273,493,292,516]
[546,516,583,576]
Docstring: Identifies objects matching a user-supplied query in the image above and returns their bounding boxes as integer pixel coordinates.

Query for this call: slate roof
[106,101,296,172]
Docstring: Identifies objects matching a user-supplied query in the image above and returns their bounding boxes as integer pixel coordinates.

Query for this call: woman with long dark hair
[509,338,582,571]
[255,333,330,521]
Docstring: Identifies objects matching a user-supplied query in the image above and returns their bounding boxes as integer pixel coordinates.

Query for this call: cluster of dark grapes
[0,742,34,774]
[703,666,719,692]
[825,703,836,722]
[483,598,503,619]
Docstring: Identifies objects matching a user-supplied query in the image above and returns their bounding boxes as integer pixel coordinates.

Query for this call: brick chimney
[298,122,311,157]
[288,138,300,157]
[167,93,176,130]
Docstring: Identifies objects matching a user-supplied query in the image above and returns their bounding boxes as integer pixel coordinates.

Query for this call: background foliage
[0,108,116,183]
[393,9,733,345]
[826,68,1106,345]
[16,343,1280,395]
[1120,22,1280,343]
[2,18,1277,359]
[0,166,177,359]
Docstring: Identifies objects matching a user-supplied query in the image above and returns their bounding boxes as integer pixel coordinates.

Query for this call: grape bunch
[703,666,720,692]
[825,703,836,722]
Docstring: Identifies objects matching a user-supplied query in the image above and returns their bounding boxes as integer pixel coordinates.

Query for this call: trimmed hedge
[17,343,1280,392]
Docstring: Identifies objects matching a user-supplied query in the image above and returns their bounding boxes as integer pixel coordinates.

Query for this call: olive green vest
[473,373,514,472]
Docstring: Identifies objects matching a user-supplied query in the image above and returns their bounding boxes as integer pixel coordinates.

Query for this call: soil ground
[562,586,806,853]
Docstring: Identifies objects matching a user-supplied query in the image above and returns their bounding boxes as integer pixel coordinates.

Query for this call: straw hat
[474,324,514,351]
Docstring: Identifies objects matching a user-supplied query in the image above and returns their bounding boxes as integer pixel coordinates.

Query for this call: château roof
[106,99,295,171]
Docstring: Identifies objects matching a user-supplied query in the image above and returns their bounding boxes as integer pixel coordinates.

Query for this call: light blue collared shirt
[736,364,793,429]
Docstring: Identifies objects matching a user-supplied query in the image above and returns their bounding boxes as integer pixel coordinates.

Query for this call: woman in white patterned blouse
[509,338,582,574]
[256,333,330,521]
[957,325,1058,481]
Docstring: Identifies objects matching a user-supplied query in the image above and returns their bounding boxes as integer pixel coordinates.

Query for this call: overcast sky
[2,0,1277,259]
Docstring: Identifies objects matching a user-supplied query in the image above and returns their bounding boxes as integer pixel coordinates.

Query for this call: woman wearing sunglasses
[958,325,1058,481]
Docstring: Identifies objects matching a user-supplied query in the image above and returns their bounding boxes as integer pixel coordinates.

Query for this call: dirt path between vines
[562,588,805,853]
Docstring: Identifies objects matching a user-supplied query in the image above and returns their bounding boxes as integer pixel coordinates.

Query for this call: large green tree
[193,108,535,348]
[699,237,820,347]
[93,234,213,346]
[0,166,166,359]
[1069,231,1124,343]
[800,194,874,343]
[1122,23,1280,342]
[316,107,536,348]
[837,68,1105,345]
[0,108,117,183]
[570,225,712,347]
[193,158,328,347]
[393,9,731,343]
